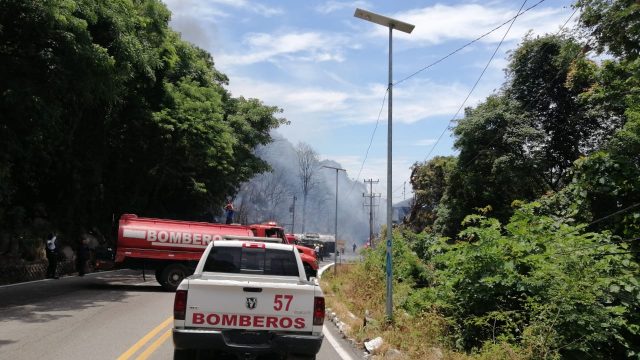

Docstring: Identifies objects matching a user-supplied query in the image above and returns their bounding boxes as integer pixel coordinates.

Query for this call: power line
[349,1,541,195]
[356,89,388,183]
[531,203,640,257]
[346,89,388,200]
[421,0,529,164]
[394,0,548,87]
[552,237,640,257]
[592,250,640,257]
[395,4,578,194]
[347,0,561,203]
[587,202,640,228]
[459,7,580,170]
[559,6,579,31]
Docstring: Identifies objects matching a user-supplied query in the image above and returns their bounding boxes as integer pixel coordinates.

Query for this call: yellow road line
[116,316,173,360]
[136,328,172,360]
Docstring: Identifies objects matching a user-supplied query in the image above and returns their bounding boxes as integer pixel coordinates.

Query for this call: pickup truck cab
[172,237,325,360]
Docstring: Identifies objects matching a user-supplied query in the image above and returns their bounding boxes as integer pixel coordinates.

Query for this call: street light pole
[322,165,346,275]
[354,8,414,321]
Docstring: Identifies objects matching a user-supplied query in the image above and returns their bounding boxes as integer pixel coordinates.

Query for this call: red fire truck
[97,214,318,291]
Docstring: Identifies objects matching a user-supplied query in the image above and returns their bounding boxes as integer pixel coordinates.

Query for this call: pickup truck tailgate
[185,277,317,332]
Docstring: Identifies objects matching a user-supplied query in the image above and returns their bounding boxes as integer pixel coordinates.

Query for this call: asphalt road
[0,259,363,360]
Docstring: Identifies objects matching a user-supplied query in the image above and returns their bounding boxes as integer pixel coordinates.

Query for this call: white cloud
[163,0,282,18]
[218,31,349,66]
[315,1,372,14]
[363,4,569,45]
[388,78,489,125]
[227,75,490,133]
[414,138,437,146]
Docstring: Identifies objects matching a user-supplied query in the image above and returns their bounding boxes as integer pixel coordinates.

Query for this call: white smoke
[235,132,386,246]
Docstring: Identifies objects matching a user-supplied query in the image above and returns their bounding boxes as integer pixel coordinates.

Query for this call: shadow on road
[83,282,164,292]
[0,270,164,324]
[0,339,17,348]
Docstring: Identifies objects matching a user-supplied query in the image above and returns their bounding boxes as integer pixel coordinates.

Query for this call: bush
[429,203,639,358]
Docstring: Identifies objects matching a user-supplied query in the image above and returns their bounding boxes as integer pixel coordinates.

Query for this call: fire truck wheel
[173,348,196,360]
[162,264,188,292]
[154,268,165,285]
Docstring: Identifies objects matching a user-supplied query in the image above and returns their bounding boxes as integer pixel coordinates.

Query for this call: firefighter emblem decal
[246,297,257,310]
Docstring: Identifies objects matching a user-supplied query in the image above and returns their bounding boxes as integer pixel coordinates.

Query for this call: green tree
[0,0,287,251]
[534,0,640,249]
[506,35,608,189]
[576,0,640,60]
[408,156,456,232]
[435,95,547,237]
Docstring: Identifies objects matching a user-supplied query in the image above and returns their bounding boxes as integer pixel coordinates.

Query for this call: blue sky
[162,0,577,203]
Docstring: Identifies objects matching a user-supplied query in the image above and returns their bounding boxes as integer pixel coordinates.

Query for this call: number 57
[273,294,293,311]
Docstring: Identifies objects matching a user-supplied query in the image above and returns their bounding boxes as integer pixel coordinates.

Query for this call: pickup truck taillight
[174,290,188,320]
[313,296,325,325]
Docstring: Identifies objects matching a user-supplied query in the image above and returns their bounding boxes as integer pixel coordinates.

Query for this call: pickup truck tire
[173,348,196,360]
[288,354,316,360]
[161,264,188,292]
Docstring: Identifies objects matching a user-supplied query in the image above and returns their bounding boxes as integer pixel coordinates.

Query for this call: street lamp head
[354,8,415,34]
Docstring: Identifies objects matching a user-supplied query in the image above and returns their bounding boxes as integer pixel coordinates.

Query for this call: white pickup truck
[172,237,325,360]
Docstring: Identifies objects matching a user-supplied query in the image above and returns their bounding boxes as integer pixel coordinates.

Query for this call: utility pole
[363,179,380,247]
[403,181,406,201]
[322,165,346,275]
[290,195,297,233]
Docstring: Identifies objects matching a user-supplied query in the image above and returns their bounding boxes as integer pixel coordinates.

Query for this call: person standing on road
[352,243,357,253]
[45,233,59,279]
[76,238,90,276]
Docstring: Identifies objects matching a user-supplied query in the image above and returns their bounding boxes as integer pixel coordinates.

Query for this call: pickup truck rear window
[203,246,298,276]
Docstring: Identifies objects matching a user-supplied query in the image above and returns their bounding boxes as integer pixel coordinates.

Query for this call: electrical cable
[347,1,568,204]
[348,1,546,200]
[458,7,579,169]
[420,0,529,166]
[552,237,640,257]
[354,89,388,184]
[344,89,388,200]
[391,0,553,200]
[592,250,640,257]
[394,0,548,87]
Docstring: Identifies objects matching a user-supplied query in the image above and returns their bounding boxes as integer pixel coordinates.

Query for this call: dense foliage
[396,206,639,359]
[0,0,286,252]
[391,0,640,358]
[409,1,639,241]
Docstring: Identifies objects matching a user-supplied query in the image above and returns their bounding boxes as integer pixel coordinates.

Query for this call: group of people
[312,243,359,262]
[44,233,91,279]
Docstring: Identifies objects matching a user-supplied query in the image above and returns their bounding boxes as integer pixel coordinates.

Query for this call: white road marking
[318,262,359,360]
[323,324,358,360]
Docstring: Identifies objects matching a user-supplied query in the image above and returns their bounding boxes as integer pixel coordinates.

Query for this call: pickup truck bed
[172,240,324,360]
